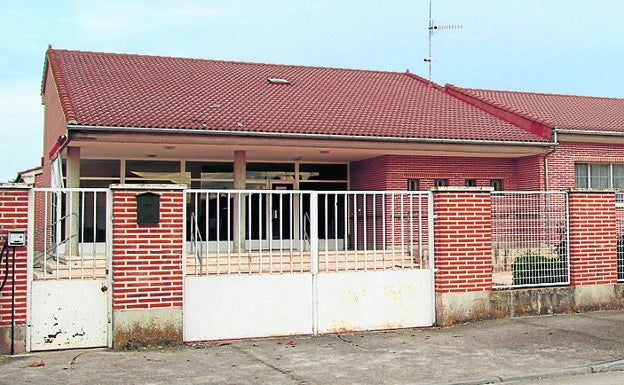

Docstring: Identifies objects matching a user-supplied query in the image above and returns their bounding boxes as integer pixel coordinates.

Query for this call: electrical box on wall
[136,192,160,225]
[7,230,26,247]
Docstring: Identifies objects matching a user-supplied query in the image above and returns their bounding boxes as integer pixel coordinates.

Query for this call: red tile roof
[453,87,624,133]
[45,49,549,143]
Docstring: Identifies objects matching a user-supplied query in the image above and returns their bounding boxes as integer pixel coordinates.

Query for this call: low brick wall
[1,185,622,351]
[434,189,623,326]
[0,186,29,354]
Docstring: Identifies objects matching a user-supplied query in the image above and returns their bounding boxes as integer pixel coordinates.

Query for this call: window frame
[407,179,420,191]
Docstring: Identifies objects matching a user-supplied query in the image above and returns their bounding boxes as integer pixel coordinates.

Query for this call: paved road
[1,310,623,384]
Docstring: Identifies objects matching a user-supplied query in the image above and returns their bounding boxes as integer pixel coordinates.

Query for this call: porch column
[233,151,246,251]
[66,146,81,188]
[66,147,80,256]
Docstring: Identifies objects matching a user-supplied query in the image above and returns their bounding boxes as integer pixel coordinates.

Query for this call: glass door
[270,182,294,240]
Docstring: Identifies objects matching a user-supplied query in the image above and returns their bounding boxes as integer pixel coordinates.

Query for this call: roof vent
[267,77,290,85]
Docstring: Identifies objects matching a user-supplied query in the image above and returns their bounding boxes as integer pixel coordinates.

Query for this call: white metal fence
[185,190,433,275]
[29,188,110,280]
[616,204,624,282]
[183,190,436,340]
[491,191,569,289]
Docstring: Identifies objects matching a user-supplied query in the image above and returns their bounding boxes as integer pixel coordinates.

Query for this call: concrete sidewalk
[1,310,624,385]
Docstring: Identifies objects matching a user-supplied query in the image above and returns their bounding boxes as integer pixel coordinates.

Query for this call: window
[299,164,348,181]
[407,179,419,191]
[79,159,120,187]
[575,163,589,188]
[465,179,477,187]
[185,162,348,190]
[575,163,624,189]
[434,179,448,187]
[613,165,624,190]
[490,179,503,191]
[126,160,182,184]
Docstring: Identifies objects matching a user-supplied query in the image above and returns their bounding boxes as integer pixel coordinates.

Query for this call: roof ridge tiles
[462,86,624,101]
[47,47,410,77]
[446,84,555,128]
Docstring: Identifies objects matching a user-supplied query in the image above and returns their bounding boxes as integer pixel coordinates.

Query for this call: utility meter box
[136,192,160,225]
[7,230,26,247]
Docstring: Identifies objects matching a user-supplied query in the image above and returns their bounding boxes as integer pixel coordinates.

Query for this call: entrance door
[270,183,293,240]
[29,188,111,351]
[30,279,109,350]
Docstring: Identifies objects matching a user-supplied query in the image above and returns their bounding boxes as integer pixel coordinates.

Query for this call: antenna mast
[424,0,462,82]
[425,0,433,81]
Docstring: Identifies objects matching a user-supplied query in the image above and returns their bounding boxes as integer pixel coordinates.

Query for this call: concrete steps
[186,249,424,275]
[32,250,425,278]
[33,254,107,280]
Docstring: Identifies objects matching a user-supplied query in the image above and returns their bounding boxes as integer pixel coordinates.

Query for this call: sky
[1,0,623,183]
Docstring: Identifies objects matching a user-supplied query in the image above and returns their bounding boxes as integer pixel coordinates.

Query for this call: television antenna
[424,0,462,81]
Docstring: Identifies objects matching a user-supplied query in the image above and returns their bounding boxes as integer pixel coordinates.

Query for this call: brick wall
[547,141,624,190]
[515,155,545,190]
[433,189,493,293]
[568,191,618,285]
[0,187,30,354]
[350,157,388,190]
[351,155,522,191]
[111,187,184,312]
[42,64,68,188]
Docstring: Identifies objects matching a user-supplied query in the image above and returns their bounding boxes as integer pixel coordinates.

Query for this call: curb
[425,359,624,385]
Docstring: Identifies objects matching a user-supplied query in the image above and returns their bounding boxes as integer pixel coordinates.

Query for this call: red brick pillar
[568,191,617,286]
[433,188,493,325]
[0,186,30,354]
[111,185,184,348]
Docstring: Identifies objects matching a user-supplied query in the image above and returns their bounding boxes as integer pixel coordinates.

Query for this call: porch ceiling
[68,131,550,163]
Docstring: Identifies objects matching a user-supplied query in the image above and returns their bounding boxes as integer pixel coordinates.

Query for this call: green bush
[512,252,567,286]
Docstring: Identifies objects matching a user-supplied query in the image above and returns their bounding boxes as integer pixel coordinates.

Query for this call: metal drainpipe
[544,129,559,191]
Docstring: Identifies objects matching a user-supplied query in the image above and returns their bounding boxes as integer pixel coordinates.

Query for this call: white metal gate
[28,188,111,351]
[183,190,435,341]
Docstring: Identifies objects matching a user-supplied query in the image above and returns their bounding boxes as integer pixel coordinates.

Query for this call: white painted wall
[184,269,434,341]
[317,269,434,333]
[184,274,314,341]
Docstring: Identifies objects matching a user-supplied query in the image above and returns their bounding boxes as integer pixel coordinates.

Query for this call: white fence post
[310,192,319,335]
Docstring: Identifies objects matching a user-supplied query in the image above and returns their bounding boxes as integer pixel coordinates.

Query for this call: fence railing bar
[390,193,395,269]
[178,189,432,276]
[43,191,49,280]
[323,193,329,271]
[237,192,242,275]
[333,193,339,267]
[67,191,74,280]
[362,193,367,270]
[353,194,358,271]
[202,193,208,276]
[372,193,378,269]
[381,194,387,252]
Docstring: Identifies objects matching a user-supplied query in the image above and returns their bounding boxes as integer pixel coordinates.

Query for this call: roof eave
[554,127,624,136]
[67,124,555,148]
